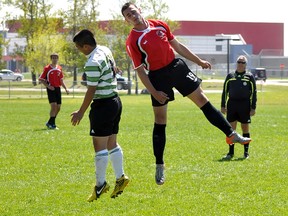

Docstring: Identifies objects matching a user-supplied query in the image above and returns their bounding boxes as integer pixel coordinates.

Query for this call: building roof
[173,21,284,55]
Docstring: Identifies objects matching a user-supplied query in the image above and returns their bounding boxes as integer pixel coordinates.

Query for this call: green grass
[0,85,287,215]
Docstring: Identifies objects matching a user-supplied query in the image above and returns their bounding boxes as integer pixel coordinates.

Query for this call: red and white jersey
[126,19,175,71]
[39,64,63,87]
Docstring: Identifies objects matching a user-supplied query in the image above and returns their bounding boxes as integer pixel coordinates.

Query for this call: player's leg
[241,123,250,158]
[45,102,58,129]
[153,105,167,185]
[87,99,112,202]
[53,88,62,128]
[87,136,110,202]
[108,134,129,198]
[170,59,250,145]
[46,89,58,129]
[222,121,237,160]
[186,87,250,145]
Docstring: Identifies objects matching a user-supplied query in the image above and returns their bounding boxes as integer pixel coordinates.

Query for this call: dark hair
[121,2,136,16]
[73,29,97,47]
[50,53,59,58]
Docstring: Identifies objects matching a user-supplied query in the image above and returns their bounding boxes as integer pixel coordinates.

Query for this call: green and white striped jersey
[85,45,118,99]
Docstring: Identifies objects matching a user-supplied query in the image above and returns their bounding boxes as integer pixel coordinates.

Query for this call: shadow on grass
[216,157,248,162]
[33,128,58,132]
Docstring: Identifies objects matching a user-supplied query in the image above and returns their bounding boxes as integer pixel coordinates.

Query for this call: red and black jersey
[126,19,175,71]
[39,64,63,87]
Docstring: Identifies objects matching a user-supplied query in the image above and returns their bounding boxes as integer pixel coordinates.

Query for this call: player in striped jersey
[71,29,129,201]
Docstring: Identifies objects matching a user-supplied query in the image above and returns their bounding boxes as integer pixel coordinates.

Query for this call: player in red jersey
[39,53,69,129]
[122,2,251,185]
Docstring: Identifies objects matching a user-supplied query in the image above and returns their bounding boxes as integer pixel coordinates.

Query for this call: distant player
[39,53,69,129]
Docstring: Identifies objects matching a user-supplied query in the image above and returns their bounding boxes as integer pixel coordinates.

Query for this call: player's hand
[66,89,70,95]
[199,60,211,70]
[153,91,169,104]
[221,107,226,115]
[70,110,84,126]
[250,109,256,116]
[48,86,55,90]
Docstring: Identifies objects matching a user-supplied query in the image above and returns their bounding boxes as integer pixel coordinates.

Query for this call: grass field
[0,84,287,215]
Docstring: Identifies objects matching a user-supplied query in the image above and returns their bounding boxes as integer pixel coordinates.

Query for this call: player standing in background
[39,53,69,129]
[221,55,257,159]
[121,2,251,185]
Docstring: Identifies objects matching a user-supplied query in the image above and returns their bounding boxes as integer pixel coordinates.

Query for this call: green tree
[58,0,108,84]
[3,0,67,73]
[140,0,179,31]
[0,33,8,69]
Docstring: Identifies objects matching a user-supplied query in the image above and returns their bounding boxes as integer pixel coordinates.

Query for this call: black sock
[153,123,166,164]
[229,144,235,155]
[243,133,250,154]
[48,117,56,125]
[200,102,233,137]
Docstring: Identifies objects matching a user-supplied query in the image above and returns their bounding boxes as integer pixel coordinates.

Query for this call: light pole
[216,37,240,74]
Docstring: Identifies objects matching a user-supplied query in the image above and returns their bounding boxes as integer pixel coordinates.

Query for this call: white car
[0,69,24,81]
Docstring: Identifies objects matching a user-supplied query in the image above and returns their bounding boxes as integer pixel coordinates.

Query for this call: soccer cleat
[226,132,251,145]
[46,122,58,130]
[222,153,234,160]
[110,175,129,198]
[155,164,165,185]
[244,153,249,159]
[87,181,110,202]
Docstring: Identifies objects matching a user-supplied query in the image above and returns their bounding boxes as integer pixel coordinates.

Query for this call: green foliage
[2,0,179,74]
[57,0,109,71]
[0,34,8,69]
[0,85,287,215]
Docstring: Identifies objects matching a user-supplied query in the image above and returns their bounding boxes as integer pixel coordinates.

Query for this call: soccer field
[0,84,287,215]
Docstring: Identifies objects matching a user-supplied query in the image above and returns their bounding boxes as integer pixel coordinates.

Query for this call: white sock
[95,149,109,186]
[109,145,124,180]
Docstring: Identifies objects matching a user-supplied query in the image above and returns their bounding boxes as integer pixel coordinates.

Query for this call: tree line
[2,0,178,93]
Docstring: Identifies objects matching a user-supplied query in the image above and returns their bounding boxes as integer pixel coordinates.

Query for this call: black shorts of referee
[89,95,122,137]
[148,58,202,107]
[226,99,251,123]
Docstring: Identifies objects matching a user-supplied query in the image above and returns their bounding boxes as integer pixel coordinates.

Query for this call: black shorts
[226,100,251,124]
[89,95,122,137]
[148,58,202,107]
[47,87,61,104]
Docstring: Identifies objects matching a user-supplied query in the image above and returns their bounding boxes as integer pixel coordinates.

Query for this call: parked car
[250,68,267,81]
[81,72,131,90]
[0,69,24,81]
[116,74,130,90]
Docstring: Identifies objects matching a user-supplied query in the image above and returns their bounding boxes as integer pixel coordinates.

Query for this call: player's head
[121,2,137,16]
[236,55,247,72]
[121,2,143,26]
[236,55,248,64]
[73,29,97,48]
[50,53,59,60]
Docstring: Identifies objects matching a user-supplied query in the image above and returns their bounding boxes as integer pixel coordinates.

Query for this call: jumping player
[121,2,251,185]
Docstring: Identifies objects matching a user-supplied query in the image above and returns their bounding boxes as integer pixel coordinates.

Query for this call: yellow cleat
[87,182,110,202]
[110,175,129,198]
